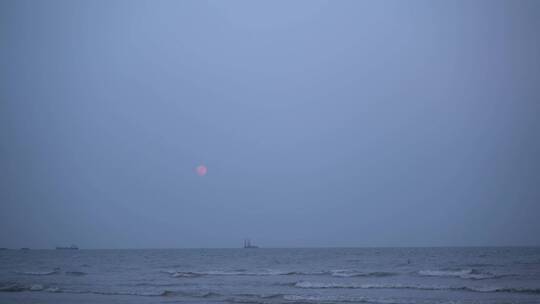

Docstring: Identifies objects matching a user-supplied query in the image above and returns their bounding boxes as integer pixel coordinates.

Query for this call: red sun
[196,165,208,176]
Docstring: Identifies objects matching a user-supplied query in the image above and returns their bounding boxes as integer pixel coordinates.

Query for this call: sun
[196,165,208,176]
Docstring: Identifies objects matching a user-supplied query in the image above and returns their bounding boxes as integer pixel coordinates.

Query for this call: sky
[1,0,539,249]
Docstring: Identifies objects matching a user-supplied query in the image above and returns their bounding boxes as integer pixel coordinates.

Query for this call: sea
[1,247,539,304]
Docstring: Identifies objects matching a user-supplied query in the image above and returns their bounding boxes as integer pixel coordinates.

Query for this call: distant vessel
[243,239,259,249]
[56,245,79,250]
[20,248,30,250]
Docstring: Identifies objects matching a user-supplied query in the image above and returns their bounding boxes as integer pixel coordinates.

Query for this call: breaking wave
[13,269,88,277]
[164,269,324,277]
[0,282,222,298]
[74,289,221,298]
[282,294,406,303]
[293,281,540,294]
[0,282,61,293]
[14,270,59,276]
[0,283,26,292]
[330,270,397,278]
[84,290,173,297]
[228,293,410,304]
[418,269,500,280]
[164,269,397,278]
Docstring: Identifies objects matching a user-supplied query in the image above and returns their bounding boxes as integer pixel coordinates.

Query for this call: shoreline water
[1,247,539,304]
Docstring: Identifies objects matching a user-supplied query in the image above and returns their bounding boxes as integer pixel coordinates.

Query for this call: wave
[29,284,44,291]
[226,293,411,304]
[165,269,396,278]
[65,271,87,276]
[228,293,413,304]
[0,282,60,293]
[37,288,177,297]
[330,270,397,278]
[85,289,221,298]
[14,270,59,276]
[14,270,88,277]
[293,281,540,294]
[465,286,540,294]
[170,271,202,278]
[164,269,324,277]
[418,269,500,280]
[0,283,26,292]
[0,283,223,299]
[294,282,422,290]
[232,293,285,300]
[62,289,168,297]
[464,263,497,268]
[133,282,179,287]
[282,294,407,304]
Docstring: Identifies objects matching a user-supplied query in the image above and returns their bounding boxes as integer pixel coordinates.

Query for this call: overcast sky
[1,0,539,249]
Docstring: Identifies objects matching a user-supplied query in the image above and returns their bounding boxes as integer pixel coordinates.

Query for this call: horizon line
[2,245,539,250]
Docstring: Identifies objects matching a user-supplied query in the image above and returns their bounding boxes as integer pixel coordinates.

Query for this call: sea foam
[418,269,498,280]
[293,281,540,294]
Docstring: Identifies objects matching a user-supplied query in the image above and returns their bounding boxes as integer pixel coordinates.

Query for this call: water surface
[1,247,539,303]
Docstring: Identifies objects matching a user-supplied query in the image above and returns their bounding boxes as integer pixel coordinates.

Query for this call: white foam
[283,294,410,304]
[418,269,496,280]
[419,269,472,277]
[168,269,306,277]
[295,281,449,291]
[330,269,396,277]
[293,281,540,294]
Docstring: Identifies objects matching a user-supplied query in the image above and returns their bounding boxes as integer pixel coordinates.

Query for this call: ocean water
[1,247,539,304]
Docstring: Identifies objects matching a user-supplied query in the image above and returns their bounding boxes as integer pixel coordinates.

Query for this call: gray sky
[1,0,539,249]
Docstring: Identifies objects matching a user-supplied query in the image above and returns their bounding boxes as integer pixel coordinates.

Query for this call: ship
[243,239,259,249]
[56,245,79,250]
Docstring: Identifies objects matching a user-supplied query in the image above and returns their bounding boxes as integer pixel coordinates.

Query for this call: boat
[243,239,259,249]
[56,245,79,250]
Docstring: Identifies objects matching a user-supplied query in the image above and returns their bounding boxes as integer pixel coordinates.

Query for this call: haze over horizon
[1,0,540,249]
